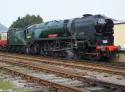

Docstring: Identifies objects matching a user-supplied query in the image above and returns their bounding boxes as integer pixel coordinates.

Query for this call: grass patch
[0,80,14,90]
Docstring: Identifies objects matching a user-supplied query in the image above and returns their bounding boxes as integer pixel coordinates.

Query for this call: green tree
[10,14,43,28]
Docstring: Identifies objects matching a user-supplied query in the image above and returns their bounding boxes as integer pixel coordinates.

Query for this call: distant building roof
[113,20,125,25]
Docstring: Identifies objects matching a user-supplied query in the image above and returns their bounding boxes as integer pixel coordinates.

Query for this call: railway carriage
[7,14,119,60]
[0,32,7,50]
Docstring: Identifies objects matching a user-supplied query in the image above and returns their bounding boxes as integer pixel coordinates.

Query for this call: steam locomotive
[1,14,119,60]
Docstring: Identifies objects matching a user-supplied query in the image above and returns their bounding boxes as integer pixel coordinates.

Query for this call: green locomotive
[7,14,118,60]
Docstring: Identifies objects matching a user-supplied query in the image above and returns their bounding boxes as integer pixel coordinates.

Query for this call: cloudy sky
[0,0,124,27]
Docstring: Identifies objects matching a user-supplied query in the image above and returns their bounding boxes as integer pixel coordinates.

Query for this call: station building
[114,20,125,50]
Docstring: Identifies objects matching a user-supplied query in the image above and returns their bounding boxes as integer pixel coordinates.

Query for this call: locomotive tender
[7,14,119,60]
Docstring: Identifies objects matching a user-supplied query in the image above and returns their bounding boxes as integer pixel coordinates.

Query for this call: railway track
[0,63,87,92]
[0,60,125,92]
[0,52,125,76]
[0,59,121,92]
[0,52,125,92]
[1,52,125,69]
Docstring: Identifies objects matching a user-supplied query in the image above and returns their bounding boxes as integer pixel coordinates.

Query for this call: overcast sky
[0,0,124,27]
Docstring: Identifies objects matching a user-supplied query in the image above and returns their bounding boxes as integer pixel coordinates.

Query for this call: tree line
[10,14,43,29]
